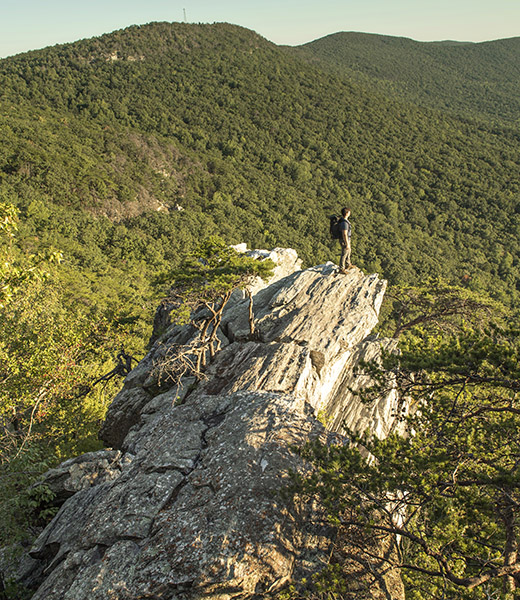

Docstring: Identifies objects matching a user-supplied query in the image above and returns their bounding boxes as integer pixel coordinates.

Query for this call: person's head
[341,207,351,218]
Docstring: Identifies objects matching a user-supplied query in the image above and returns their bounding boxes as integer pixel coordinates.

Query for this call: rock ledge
[20,254,404,600]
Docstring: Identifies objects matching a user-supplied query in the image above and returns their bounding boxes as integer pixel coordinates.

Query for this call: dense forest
[0,21,519,599]
[1,23,519,305]
[299,32,520,124]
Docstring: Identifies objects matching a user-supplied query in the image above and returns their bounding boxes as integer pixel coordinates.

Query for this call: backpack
[329,215,342,240]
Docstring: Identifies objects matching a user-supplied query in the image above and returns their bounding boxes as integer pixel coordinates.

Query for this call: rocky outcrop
[151,246,302,343]
[31,450,126,505]
[19,255,405,600]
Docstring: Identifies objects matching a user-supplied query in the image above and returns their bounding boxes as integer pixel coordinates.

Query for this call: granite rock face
[21,256,405,600]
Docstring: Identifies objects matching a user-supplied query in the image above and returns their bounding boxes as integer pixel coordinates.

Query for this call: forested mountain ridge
[1,22,519,304]
[298,32,520,124]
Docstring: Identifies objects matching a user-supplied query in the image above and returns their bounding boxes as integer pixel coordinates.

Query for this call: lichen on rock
[17,250,404,600]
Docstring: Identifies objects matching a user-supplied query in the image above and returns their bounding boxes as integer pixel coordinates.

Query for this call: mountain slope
[1,23,520,569]
[0,22,519,310]
[297,32,520,124]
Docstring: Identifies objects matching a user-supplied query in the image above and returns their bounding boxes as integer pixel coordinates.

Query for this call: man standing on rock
[338,207,352,273]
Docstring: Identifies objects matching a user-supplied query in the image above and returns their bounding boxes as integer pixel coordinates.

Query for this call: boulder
[31,450,125,505]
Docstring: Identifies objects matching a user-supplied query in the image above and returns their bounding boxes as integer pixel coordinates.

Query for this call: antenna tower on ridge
[183,8,187,22]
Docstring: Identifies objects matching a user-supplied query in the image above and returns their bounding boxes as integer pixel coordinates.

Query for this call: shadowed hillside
[298,32,520,124]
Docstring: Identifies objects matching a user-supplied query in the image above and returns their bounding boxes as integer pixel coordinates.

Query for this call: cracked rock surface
[21,255,404,600]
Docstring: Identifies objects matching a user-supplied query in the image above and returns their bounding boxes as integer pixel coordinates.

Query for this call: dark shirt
[339,218,351,241]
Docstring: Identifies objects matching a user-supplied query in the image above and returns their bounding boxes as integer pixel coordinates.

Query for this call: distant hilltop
[0,19,519,313]
[299,30,520,123]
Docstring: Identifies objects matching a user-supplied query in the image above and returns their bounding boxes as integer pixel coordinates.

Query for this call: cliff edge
[19,252,404,600]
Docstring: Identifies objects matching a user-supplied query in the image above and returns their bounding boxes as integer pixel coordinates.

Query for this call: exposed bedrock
[21,255,404,600]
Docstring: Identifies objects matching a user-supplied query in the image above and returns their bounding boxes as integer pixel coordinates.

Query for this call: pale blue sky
[1,0,518,58]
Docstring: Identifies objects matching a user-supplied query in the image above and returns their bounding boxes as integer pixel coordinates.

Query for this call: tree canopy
[291,290,520,599]
[0,22,519,313]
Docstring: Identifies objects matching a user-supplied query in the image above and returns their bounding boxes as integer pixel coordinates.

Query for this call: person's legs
[339,244,347,270]
[339,244,351,270]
